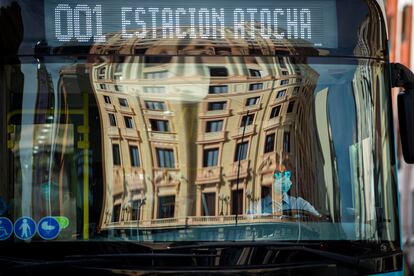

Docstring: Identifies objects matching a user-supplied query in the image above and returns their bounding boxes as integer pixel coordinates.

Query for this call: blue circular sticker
[37,217,60,240]
[14,217,36,240]
[0,217,13,240]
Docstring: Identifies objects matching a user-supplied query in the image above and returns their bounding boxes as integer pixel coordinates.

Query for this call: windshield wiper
[1,241,401,274]
[167,241,395,272]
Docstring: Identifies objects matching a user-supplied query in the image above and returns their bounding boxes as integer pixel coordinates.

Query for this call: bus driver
[262,170,321,217]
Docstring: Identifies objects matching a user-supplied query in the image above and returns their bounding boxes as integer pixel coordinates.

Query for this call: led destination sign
[45,0,338,48]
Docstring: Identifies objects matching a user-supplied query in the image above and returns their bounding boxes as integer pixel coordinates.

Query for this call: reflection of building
[89,32,326,233]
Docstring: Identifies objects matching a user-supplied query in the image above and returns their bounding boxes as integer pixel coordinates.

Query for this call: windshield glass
[2,56,398,243]
[0,0,399,248]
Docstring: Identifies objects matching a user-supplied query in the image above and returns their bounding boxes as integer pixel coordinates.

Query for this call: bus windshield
[0,0,399,253]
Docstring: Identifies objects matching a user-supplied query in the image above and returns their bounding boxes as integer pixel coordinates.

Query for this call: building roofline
[376,0,388,38]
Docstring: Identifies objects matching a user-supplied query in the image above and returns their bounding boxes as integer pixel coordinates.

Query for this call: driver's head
[274,160,293,194]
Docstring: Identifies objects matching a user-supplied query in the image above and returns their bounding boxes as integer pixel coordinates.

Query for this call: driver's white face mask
[274,171,292,194]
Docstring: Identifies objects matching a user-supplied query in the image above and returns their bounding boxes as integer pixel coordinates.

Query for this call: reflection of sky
[312,62,357,217]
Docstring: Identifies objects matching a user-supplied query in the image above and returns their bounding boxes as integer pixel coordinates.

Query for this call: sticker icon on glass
[38,217,60,240]
[14,217,36,240]
[0,217,13,240]
[55,216,69,229]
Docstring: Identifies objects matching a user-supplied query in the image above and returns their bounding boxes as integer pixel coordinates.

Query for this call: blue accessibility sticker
[14,217,36,240]
[0,217,13,240]
[37,217,60,240]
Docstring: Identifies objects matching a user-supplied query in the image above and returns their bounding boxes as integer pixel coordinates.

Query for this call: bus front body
[0,0,403,275]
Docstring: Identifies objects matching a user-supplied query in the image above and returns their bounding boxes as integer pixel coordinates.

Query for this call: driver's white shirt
[282,193,321,217]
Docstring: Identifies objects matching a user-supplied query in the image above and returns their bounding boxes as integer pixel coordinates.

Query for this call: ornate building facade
[87,31,326,233]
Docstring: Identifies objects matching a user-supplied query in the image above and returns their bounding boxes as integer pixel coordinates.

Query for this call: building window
[234,141,248,161]
[264,133,275,153]
[114,85,123,92]
[280,80,289,85]
[130,199,143,221]
[99,84,107,90]
[249,69,261,77]
[104,95,111,104]
[281,71,288,76]
[108,113,117,126]
[208,101,227,111]
[112,204,121,222]
[112,144,121,166]
[209,85,228,94]
[240,114,254,127]
[261,186,272,214]
[113,63,123,80]
[144,56,172,66]
[150,119,169,132]
[143,86,166,93]
[144,71,169,79]
[203,148,219,167]
[202,193,216,216]
[98,67,106,80]
[278,57,287,68]
[270,106,281,118]
[145,101,166,110]
[209,67,228,77]
[129,146,140,167]
[158,196,175,218]
[249,83,263,91]
[124,116,134,129]
[246,97,259,106]
[119,98,128,107]
[287,101,295,113]
[283,132,291,152]
[206,120,223,133]
[231,189,243,215]
[156,148,175,168]
[293,87,300,95]
[276,90,286,98]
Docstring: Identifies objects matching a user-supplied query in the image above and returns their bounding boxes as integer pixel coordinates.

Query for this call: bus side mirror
[398,91,414,163]
[392,63,414,164]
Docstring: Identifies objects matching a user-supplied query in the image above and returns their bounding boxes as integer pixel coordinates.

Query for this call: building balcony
[199,109,231,119]
[143,109,173,117]
[112,166,124,196]
[149,131,177,142]
[284,113,297,124]
[120,128,141,141]
[232,124,256,138]
[104,103,115,112]
[107,126,120,137]
[257,153,278,176]
[124,167,145,190]
[244,103,262,113]
[118,106,135,115]
[225,160,249,180]
[153,168,180,187]
[263,117,282,130]
[196,131,226,144]
[195,166,222,185]
[104,214,289,230]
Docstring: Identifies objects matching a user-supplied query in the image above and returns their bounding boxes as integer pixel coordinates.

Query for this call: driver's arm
[296,197,321,217]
